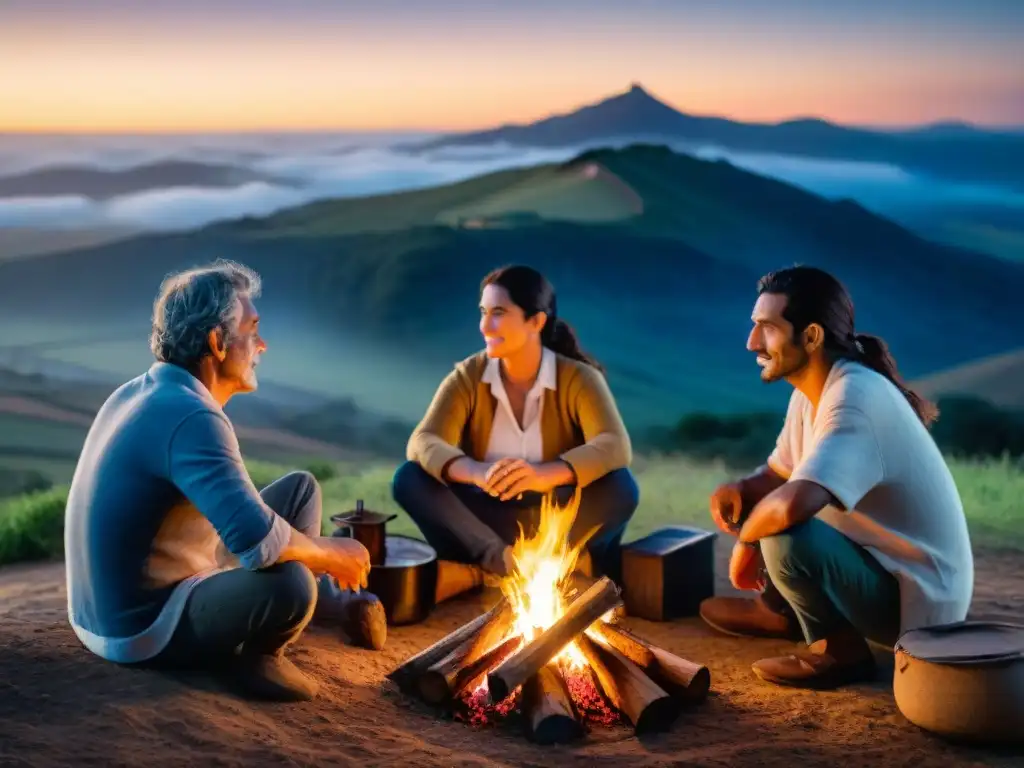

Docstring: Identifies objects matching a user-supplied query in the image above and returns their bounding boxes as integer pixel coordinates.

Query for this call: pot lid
[376,534,437,568]
[331,499,397,526]
[895,621,1024,664]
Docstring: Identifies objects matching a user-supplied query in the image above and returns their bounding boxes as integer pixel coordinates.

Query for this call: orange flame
[498,487,597,671]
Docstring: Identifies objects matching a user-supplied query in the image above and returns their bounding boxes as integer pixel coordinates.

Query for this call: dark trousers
[152,471,324,667]
[391,461,640,583]
[760,518,902,647]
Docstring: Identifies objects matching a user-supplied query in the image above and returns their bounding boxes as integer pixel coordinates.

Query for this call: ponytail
[853,333,938,427]
[542,317,605,373]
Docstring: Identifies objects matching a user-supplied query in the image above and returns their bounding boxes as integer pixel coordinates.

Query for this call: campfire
[387,490,711,744]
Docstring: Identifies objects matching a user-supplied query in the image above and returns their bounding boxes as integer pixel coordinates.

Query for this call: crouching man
[64,259,386,702]
[700,266,974,689]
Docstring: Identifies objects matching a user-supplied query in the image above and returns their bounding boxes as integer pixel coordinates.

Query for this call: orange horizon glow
[4,80,1021,135]
[3,8,1022,134]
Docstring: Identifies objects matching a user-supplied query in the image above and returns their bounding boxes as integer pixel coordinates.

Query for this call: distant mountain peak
[615,82,668,106]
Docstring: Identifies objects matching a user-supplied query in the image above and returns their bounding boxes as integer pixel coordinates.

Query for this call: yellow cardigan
[406,350,632,488]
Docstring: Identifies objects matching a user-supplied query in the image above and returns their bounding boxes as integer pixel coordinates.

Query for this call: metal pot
[330,502,438,626]
[366,535,438,626]
[331,499,396,566]
[893,620,1024,745]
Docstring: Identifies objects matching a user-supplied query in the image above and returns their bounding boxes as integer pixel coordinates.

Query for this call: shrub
[655,411,780,468]
[931,396,1024,460]
[0,486,69,564]
[303,461,338,482]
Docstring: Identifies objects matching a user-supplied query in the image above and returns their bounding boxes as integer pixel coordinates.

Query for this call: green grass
[435,165,640,226]
[2,453,1021,568]
[231,165,543,238]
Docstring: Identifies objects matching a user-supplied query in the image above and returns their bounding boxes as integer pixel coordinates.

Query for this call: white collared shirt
[481,347,557,462]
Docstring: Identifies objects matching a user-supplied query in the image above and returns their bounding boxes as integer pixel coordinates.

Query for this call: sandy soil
[1,542,1022,768]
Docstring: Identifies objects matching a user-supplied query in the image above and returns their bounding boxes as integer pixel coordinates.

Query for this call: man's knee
[267,561,318,624]
[262,470,323,534]
[760,521,820,580]
[286,470,321,505]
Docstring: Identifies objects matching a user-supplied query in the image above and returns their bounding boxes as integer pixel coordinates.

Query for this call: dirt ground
[1,541,1022,768]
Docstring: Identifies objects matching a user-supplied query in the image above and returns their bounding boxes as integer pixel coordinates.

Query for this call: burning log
[568,572,625,622]
[486,576,622,702]
[418,601,517,704]
[589,622,711,705]
[576,633,680,736]
[521,662,584,745]
[449,634,522,703]
[387,597,508,693]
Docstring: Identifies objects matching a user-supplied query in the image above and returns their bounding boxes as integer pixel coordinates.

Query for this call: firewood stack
[386,577,711,744]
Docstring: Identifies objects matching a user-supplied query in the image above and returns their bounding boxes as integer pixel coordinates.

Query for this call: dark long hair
[481,265,604,373]
[757,265,938,427]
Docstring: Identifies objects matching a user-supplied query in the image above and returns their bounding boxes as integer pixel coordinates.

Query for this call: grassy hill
[0,226,141,262]
[0,144,1020,441]
[913,349,1024,410]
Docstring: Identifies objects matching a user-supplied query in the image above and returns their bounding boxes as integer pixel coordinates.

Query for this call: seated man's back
[66,361,283,663]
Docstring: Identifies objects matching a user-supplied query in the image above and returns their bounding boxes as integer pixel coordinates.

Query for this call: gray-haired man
[64,259,386,702]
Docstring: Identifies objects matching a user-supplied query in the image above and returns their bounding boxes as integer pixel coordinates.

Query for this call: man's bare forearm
[735,464,788,523]
[739,480,836,544]
[276,527,328,572]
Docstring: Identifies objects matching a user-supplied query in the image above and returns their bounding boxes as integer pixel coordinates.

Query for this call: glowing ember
[456,666,620,729]
[561,666,620,726]
[498,488,595,671]
[455,684,520,727]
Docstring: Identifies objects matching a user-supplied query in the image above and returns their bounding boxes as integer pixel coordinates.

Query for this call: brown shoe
[751,638,877,689]
[699,595,801,640]
[231,653,319,701]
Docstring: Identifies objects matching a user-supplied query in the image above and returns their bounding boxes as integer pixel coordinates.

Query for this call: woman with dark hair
[392,264,639,591]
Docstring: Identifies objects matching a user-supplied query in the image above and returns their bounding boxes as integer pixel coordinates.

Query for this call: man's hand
[728,540,764,591]
[710,481,744,534]
[484,458,557,501]
[314,537,371,591]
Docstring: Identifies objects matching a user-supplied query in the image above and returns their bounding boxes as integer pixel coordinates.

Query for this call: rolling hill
[407,84,1024,192]
[0,226,141,262]
[913,349,1024,411]
[0,144,1020,442]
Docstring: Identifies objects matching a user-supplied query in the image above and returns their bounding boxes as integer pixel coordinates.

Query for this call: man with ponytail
[392,265,639,597]
[700,265,973,690]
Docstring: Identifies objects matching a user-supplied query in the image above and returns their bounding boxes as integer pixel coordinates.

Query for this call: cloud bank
[0,133,1021,234]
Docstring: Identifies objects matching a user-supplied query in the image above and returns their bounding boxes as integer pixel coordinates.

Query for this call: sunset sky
[2,0,1022,133]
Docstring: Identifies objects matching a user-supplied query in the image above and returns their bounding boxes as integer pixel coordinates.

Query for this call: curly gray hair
[149,259,262,371]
